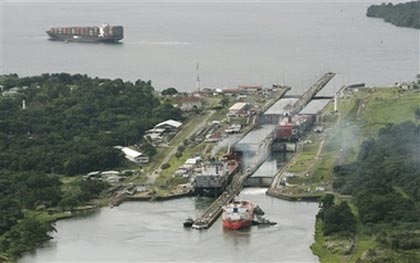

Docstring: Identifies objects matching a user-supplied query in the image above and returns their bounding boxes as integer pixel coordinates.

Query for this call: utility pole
[333,84,338,113]
[196,62,201,94]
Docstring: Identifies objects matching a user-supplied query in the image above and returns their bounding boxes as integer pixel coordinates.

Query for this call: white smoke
[210,134,242,158]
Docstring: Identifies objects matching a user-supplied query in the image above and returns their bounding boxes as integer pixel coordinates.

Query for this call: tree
[0,198,23,233]
[161,163,170,170]
[320,194,335,209]
[177,145,185,153]
[333,121,420,228]
[161,87,178,96]
[220,97,230,107]
[366,1,420,29]
[322,201,356,236]
[141,143,156,157]
[415,108,420,120]
[59,193,80,211]
[0,74,182,174]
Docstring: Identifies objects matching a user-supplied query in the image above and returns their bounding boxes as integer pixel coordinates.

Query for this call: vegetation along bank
[309,84,420,262]
[367,1,420,29]
[0,73,183,260]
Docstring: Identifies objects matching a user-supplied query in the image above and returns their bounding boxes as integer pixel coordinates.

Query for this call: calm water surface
[21,188,319,262]
[3,1,418,91]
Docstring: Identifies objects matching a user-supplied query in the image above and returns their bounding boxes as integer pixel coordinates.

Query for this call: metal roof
[229,102,248,111]
[155,119,183,128]
[121,147,143,158]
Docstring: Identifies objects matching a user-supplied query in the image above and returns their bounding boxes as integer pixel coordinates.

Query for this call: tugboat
[183,217,195,228]
[252,216,277,226]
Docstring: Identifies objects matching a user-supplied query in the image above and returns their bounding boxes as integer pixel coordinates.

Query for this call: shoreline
[266,189,322,202]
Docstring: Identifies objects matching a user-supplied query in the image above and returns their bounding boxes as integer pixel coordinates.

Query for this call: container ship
[46,24,123,43]
[274,114,315,142]
[222,200,256,230]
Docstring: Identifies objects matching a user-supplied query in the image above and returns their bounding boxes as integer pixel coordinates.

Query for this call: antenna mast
[196,62,201,93]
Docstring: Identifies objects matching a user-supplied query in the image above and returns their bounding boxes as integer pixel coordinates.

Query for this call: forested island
[367,1,420,29]
[0,73,182,260]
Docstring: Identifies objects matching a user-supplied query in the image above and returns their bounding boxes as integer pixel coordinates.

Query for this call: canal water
[3,1,418,91]
[21,188,319,262]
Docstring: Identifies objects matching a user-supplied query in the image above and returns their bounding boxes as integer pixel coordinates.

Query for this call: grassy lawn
[311,220,344,263]
[286,135,321,174]
[311,152,336,183]
[357,89,420,136]
[130,174,148,184]
[27,210,73,223]
[142,147,167,174]
[169,114,209,148]
[287,152,316,173]
[347,234,376,263]
[346,203,376,263]
[312,201,376,263]
[313,224,374,263]
[156,143,205,186]
[143,110,215,175]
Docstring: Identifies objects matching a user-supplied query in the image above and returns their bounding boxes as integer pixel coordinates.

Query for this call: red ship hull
[223,219,252,230]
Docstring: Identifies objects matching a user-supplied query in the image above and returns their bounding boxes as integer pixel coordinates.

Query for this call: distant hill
[367,1,420,29]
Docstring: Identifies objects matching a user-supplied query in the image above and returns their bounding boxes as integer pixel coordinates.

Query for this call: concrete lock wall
[272,142,297,152]
[256,114,282,125]
[245,177,273,187]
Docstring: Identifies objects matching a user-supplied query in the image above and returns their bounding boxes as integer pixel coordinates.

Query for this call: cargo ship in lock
[192,152,241,197]
[274,113,315,142]
[46,24,123,43]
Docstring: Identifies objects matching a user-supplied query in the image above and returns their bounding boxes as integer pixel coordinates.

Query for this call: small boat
[254,205,265,215]
[183,217,194,228]
[252,217,277,226]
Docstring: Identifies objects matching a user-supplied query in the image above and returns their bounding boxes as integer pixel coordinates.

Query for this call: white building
[155,119,183,131]
[227,102,249,117]
[185,157,201,165]
[101,170,121,177]
[225,124,242,134]
[2,87,21,97]
[238,85,263,94]
[121,147,149,164]
[144,119,183,144]
[144,128,166,143]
